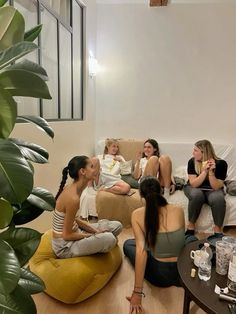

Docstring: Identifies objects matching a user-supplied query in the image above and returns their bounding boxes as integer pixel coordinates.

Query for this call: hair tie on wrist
[133,290,145,297]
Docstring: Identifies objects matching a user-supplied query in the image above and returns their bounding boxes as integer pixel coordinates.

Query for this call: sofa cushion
[29,230,122,304]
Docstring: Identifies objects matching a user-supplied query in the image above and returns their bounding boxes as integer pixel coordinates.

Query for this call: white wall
[12,0,97,232]
[96,2,236,146]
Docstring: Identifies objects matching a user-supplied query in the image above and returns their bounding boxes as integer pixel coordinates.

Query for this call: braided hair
[55,155,89,200]
[139,176,167,248]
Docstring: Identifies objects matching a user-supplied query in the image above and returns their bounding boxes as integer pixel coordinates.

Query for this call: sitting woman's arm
[62,202,93,241]
[133,152,142,180]
[76,219,99,234]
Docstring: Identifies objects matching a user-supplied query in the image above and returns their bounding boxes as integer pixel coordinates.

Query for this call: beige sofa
[95,139,236,233]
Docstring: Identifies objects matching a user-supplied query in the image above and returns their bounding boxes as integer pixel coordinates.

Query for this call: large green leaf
[17,116,54,139]
[12,203,44,226]
[0,88,17,139]
[6,59,48,81]
[0,41,38,70]
[24,24,42,42]
[0,227,41,267]
[13,187,55,225]
[0,139,33,204]
[0,284,37,314]
[0,0,8,8]
[0,240,20,295]
[27,187,55,211]
[0,69,52,99]
[0,7,25,52]
[9,138,49,164]
[18,268,45,294]
[0,198,13,228]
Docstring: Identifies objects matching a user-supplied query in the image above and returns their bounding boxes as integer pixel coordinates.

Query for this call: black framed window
[13,0,84,121]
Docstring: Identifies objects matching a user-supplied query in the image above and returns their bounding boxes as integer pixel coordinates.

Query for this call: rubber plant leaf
[0,88,17,139]
[17,115,54,139]
[0,227,42,267]
[24,24,42,42]
[0,6,25,51]
[0,284,37,314]
[0,41,38,70]
[0,69,52,99]
[18,267,45,294]
[0,198,13,228]
[9,138,49,164]
[0,139,33,204]
[0,239,20,295]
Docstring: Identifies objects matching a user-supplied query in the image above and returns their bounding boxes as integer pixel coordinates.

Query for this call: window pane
[41,7,58,119]
[72,1,83,119]
[14,0,39,116]
[59,25,72,119]
[43,0,71,26]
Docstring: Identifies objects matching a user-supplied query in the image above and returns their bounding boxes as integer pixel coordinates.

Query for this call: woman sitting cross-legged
[92,138,131,195]
[133,138,175,198]
[123,176,185,314]
[52,155,122,258]
[184,139,228,239]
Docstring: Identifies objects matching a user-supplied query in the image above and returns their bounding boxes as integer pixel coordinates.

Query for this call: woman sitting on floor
[123,176,185,313]
[52,155,122,258]
[133,138,175,198]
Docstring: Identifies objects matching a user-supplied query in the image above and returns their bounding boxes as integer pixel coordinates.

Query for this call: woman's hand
[208,159,216,171]
[126,292,144,314]
[136,151,142,162]
[114,156,123,162]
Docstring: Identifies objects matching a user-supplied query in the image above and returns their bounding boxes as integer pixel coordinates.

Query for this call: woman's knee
[120,181,130,194]
[208,190,226,207]
[123,239,136,258]
[112,221,123,236]
[188,187,205,201]
[101,233,117,252]
[159,154,171,164]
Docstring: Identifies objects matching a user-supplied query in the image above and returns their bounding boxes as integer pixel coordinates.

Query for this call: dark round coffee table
[177,240,230,314]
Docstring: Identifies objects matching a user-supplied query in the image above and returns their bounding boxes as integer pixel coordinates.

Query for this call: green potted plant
[0,1,55,313]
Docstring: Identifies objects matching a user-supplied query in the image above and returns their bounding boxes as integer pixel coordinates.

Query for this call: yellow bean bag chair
[29,230,122,304]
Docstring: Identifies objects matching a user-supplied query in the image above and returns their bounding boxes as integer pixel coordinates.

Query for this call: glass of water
[198,259,211,281]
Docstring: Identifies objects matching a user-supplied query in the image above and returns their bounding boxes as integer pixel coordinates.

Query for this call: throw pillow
[120,160,132,175]
[121,174,139,189]
[225,180,236,196]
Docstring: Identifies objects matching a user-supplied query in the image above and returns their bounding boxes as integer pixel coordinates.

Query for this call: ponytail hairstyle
[103,138,120,157]
[142,139,160,158]
[55,155,89,200]
[139,176,167,248]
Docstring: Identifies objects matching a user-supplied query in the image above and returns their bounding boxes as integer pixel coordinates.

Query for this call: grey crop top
[148,228,185,258]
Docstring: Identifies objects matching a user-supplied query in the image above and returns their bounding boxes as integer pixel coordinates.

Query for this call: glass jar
[228,248,236,293]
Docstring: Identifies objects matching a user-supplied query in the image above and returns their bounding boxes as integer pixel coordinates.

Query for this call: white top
[98,154,125,175]
[139,157,148,177]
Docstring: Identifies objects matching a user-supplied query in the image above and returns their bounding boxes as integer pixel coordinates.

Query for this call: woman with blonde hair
[184,139,228,238]
[92,138,130,195]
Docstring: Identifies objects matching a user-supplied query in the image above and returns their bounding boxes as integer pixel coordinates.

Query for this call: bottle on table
[198,242,212,281]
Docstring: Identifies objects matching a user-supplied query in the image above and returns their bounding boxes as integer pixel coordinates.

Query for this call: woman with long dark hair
[52,155,122,258]
[123,176,185,313]
[133,139,175,198]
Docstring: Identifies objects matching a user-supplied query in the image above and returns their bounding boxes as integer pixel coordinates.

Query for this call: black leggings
[123,239,181,287]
